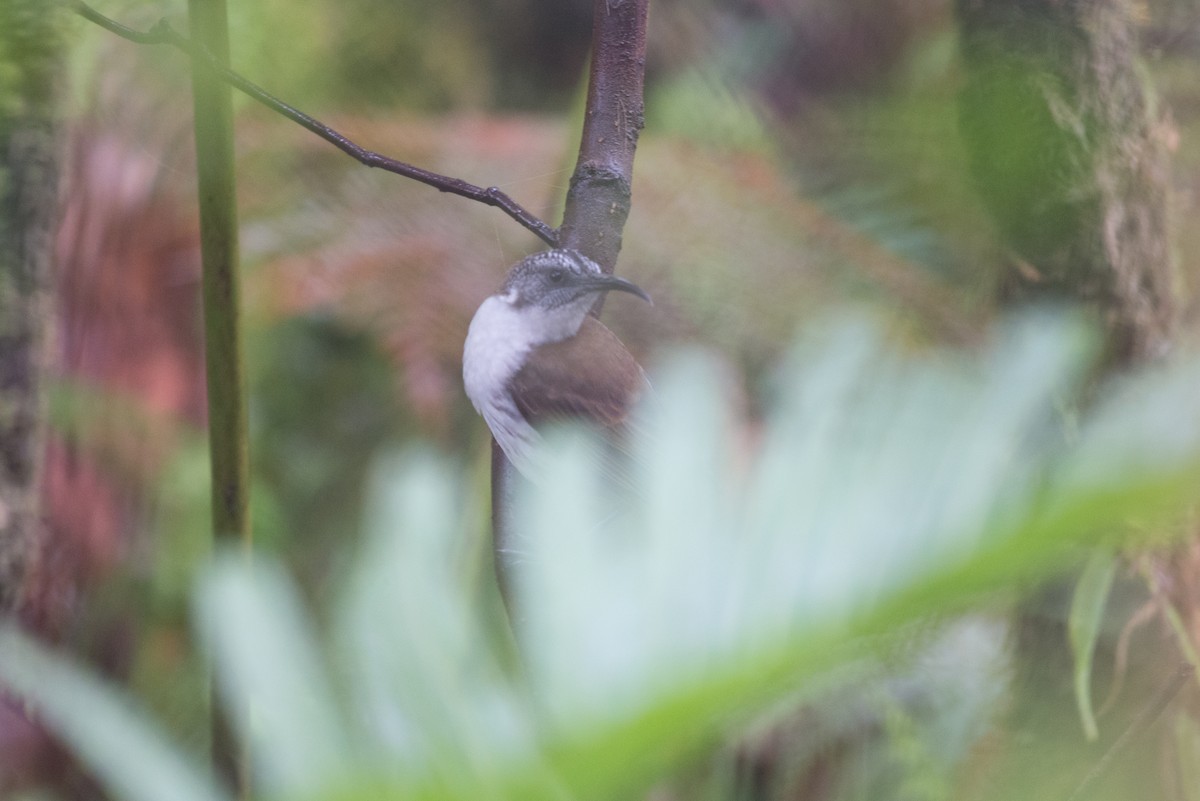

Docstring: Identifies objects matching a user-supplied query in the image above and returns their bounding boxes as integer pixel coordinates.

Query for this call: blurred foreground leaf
[4,311,1200,801]
[0,628,226,801]
[1174,713,1200,801]
[1068,549,1118,741]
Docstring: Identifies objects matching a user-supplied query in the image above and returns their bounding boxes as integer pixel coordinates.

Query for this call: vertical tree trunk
[0,1,63,615]
[958,0,1176,364]
[491,0,648,606]
[957,4,1180,799]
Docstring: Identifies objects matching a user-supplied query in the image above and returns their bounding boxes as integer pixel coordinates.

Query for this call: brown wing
[509,316,645,429]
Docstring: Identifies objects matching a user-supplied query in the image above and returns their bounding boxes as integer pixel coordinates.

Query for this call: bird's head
[497,249,650,344]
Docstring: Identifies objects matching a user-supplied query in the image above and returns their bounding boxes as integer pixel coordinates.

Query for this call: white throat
[462,293,588,473]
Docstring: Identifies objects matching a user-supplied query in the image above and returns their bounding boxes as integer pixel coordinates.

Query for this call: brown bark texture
[958,5,1183,801]
[491,0,649,604]
[957,0,1176,364]
[558,0,649,275]
[0,1,63,615]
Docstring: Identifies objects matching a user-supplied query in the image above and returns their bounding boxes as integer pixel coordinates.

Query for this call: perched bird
[462,249,651,476]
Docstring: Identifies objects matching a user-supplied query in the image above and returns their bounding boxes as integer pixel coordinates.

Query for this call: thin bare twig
[70,0,559,246]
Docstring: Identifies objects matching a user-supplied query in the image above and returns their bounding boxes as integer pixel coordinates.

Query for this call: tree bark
[958,0,1176,364]
[0,1,64,615]
[558,0,649,275]
[957,4,1181,800]
[491,0,649,607]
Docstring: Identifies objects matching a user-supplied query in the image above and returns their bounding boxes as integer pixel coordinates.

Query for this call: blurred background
[8,0,1200,797]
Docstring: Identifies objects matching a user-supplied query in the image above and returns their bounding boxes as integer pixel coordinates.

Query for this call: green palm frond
[4,310,1199,801]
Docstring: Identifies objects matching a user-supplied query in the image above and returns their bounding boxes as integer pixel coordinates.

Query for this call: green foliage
[4,312,1200,801]
[228,0,491,111]
[248,316,400,564]
[647,71,773,154]
[1173,713,1200,801]
[0,629,226,801]
[1068,549,1117,741]
[0,0,65,119]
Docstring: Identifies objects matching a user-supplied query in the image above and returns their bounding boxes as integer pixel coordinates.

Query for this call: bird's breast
[462,296,534,413]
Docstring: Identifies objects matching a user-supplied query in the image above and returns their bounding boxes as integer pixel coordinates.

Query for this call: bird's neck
[465,296,586,379]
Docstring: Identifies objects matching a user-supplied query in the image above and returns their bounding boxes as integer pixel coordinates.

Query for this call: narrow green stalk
[185,0,248,792]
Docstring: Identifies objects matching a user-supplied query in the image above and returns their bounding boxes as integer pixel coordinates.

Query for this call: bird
[462,249,651,478]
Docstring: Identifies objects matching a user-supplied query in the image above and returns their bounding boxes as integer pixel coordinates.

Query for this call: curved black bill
[578,274,653,305]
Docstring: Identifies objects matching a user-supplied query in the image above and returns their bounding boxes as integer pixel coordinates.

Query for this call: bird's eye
[548,269,565,283]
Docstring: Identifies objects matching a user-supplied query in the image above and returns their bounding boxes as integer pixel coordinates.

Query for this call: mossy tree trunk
[0,1,63,616]
[957,3,1181,799]
[958,0,1176,365]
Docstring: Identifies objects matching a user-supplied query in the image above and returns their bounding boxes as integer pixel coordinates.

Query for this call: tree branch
[558,0,649,274]
[70,0,558,247]
[491,0,649,603]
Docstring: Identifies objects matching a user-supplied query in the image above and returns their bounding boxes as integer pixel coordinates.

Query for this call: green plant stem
[185,0,248,792]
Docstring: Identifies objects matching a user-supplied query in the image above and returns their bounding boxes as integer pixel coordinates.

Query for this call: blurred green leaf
[7,311,1200,801]
[1173,713,1200,801]
[195,555,358,796]
[0,628,226,801]
[1068,549,1117,742]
